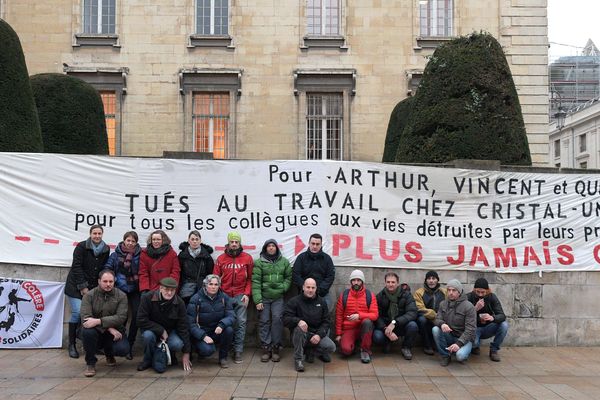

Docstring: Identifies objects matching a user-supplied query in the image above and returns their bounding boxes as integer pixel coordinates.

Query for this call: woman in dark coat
[178,230,214,304]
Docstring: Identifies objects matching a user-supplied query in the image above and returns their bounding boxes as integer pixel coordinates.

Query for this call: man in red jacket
[335,269,378,363]
[214,231,254,363]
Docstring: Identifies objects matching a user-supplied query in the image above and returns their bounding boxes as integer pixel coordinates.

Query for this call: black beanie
[425,270,439,280]
[474,278,489,289]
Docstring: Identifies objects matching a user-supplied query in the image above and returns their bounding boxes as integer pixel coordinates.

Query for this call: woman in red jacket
[139,230,180,292]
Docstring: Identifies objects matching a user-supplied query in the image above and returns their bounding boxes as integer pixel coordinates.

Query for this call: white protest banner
[0,277,65,348]
[1,152,600,272]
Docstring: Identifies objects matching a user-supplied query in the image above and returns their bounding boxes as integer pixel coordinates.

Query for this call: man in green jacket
[80,269,129,377]
[252,239,292,362]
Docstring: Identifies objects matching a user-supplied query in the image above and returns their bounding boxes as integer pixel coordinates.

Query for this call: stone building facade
[3,0,549,163]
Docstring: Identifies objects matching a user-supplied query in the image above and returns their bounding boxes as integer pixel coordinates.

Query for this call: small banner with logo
[0,277,65,348]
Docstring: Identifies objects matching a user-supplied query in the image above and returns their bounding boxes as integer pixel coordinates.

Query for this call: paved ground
[1,346,599,399]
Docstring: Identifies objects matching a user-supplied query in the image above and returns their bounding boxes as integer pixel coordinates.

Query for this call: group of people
[64,226,509,377]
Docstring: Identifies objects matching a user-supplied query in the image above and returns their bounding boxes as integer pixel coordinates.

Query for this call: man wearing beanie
[335,269,379,363]
[466,277,508,362]
[413,270,447,355]
[214,231,254,363]
[432,279,476,366]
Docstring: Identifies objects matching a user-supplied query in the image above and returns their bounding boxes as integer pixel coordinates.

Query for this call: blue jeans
[475,321,509,352]
[231,294,248,353]
[194,326,234,361]
[66,295,82,324]
[417,315,435,349]
[432,326,473,361]
[258,297,284,348]
[372,321,418,348]
[81,327,129,366]
[141,329,184,366]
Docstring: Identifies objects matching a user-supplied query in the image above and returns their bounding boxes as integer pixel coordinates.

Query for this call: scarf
[384,288,401,321]
[188,245,202,258]
[118,242,138,280]
[90,240,106,257]
[146,244,170,259]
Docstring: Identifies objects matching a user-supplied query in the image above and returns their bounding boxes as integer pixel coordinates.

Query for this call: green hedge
[30,73,108,154]
[0,19,43,152]
[382,96,414,162]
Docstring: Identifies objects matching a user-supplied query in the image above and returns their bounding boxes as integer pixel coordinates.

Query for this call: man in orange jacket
[335,269,378,363]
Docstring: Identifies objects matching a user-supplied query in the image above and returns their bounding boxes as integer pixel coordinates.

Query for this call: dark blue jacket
[104,242,141,293]
[186,288,235,341]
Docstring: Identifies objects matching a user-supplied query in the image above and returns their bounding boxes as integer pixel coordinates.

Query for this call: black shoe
[170,354,178,366]
[68,344,79,359]
[423,347,434,356]
[137,360,151,371]
[471,347,480,355]
[382,342,391,354]
[440,356,451,367]
[400,347,413,360]
[305,349,315,363]
[295,359,304,372]
[125,351,133,360]
[318,353,331,363]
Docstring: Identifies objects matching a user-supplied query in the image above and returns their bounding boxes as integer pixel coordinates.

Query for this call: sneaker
[423,347,434,356]
[471,347,481,355]
[234,352,243,364]
[400,347,413,360]
[271,347,281,362]
[489,350,501,362]
[84,364,96,377]
[105,355,116,367]
[219,358,229,368]
[261,348,271,363]
[295,359,305,372]
[305,348,315,363]
[360,350,371,364]
[137,360,151,371]
[318,353,332,363]
[440,356,451,367]
[68,344,79,359]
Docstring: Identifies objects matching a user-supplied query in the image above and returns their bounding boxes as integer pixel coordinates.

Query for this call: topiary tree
[382,96,414,162]
[0,19,43,152]
[395,32,531,165]
[30,73,108,154]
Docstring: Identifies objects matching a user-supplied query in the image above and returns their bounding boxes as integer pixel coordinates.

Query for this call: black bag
[152,340,171,373]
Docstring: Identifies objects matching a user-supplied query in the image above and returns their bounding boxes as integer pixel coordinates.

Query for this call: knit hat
[446,279,463,294]
[159,277,178,288]
[227,231,241,242]
[349,269,365,283]
[425,270,439,280]
[474,278,489,290]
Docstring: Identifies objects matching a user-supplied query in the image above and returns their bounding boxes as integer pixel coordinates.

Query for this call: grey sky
[548,0,600,60]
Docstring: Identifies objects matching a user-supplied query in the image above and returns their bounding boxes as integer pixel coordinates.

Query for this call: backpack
[342,288,373,310]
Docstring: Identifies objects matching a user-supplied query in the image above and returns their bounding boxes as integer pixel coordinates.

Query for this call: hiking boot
[471,347,480,355]
[219,358,229,368]
[489,350,501,362]
[234,352,243,364]
[305,348,315,363]
[295,359,304,372]
[137,360,151,371]
[360,350,371,364]
[271,346,281,362]
[68,344,79,359]
[83,364,96,377]
[440,356,451,367]
[400,347,413,360]
[105,355,116,367]
[423,347,434,356]
[261,348,271,362]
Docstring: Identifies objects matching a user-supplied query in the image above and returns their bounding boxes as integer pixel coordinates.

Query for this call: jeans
[291,326,336,361]
[81,327,129,366]
[372,321,418,348]
[417,315,435,349]
[339,319,374,355]
[127,291,141,346]
[141,329,185,365]
[432,326,472,361]
[475,321,509,352]
[231,294,248,353]
[194,326,234,361]
[66,295,82,324]
[258,297,284,348]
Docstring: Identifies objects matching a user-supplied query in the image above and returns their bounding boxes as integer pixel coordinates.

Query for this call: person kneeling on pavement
[373,272,418,360]
[432,279,476,366]
[137,277,192,372]
[283,278,336,372]
[466,278,508,362]
[187,274,235,368]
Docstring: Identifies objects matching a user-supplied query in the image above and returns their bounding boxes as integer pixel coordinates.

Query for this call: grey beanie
[349,269,365,283]
[446,279,463,294]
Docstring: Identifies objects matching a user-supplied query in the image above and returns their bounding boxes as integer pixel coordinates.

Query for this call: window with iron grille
[307,0,340,36]
[100,91,117,156]
[307,93,343,160]
[197,0,228,35]
[83,0,116,34]
[419,0,453,37]
[193,93,229,159]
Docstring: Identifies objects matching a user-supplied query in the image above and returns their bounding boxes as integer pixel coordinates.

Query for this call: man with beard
[214,231,254,364]
[335,270,378,363]
[413,270,447,355]
[466,278,508,362]
[292,234,335,310]
[432,279,476,366]
[137,277,192,373]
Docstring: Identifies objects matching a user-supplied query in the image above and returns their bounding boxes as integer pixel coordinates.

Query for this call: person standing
[139,230,180,293]
[252,239,292,362]
[292,233,335,310]
[178,230,214,304]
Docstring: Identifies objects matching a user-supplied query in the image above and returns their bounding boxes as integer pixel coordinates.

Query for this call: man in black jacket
[137,277,192,372]
[292,234,335,310]
[466,278,508,362]
[373,272,418,360]
[283,278,336,372]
